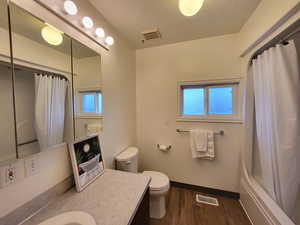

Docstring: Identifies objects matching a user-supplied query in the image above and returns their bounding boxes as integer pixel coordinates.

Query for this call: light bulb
[41,25,63,46]
[105,36,114,46]
[63,0,77,15]
[179,0,204,17]
[82,16,94,29]
[95,28,105,38]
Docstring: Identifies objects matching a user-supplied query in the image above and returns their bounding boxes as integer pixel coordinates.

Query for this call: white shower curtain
[35,74,68,150]
[251,40,300,216]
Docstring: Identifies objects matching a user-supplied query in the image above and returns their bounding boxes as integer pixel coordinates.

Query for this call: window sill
[76,115,103,119]
[176,117,244,124]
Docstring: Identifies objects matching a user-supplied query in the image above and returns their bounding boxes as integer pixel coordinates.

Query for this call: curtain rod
[280,27,300,43]
[251,21,300,61]
[14,64,68,81]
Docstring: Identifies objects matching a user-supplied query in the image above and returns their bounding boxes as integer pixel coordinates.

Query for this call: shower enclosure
[244,23,300,225]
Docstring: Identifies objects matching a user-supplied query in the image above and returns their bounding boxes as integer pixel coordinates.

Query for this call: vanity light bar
[63,0,114,46]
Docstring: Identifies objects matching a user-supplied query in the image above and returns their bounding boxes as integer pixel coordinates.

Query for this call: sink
[37,211,97,225]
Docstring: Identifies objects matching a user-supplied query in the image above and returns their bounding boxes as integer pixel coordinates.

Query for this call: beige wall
[136,34,243,192]
[0,0,136,218]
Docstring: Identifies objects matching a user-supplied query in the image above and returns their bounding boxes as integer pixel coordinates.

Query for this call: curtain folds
[251,40,300,216]
[34,74,68,150]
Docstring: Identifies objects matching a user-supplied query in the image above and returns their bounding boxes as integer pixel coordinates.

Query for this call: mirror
[9,3,73,157]
[0,0,17,162]
[0,2,103,162]
[72,40,102,140]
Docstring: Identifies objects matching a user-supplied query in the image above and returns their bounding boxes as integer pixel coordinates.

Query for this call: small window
[77,89,102,117]
[208,87,233,114]
[179,80,241,122]
[183,88,205,115]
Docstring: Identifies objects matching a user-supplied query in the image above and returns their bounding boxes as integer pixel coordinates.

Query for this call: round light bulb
[179,0,204,17]
[95,27,105,38]
[82,16,94,29]
[41,25,63,46]
[64,0,78,15]
[105,36,114,46]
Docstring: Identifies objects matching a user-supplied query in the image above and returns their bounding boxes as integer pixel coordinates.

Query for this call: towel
[190,129,208,152]
[190,129,215,160]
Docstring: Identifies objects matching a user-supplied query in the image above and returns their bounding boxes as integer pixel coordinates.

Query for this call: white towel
[190,129,215,160]
[190,129,208,152]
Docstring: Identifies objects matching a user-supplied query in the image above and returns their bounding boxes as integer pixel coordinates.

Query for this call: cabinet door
[131,188,150,225]
[0,0,17,163]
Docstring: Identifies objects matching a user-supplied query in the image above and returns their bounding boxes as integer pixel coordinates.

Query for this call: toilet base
[149,194,166,219]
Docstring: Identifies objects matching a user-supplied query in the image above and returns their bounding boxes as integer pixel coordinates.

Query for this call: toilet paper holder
[157,144,172,151]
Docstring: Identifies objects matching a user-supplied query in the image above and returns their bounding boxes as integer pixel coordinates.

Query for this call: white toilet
[115,147,170,219]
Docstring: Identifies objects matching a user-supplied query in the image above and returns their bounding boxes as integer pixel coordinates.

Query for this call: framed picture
[69,135,105,192]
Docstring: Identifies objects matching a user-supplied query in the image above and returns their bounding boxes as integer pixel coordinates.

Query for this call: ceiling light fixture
[95,27,105,38]
[41,24,63,46]
[63,0,78,15]
[105,36,114,46]
[179,0,204,17]
[82,16,94,29]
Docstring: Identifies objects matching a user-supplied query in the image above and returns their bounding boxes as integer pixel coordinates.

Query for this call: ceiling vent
[141,29,162,41]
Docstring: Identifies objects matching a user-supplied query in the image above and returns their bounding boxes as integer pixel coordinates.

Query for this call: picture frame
[68,134,105,192]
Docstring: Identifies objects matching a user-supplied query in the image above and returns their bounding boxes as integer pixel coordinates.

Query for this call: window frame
[178,78,243,123]
[76,87,103,119]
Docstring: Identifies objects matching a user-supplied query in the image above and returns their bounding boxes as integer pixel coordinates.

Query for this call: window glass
[208,87,233,114]
[183,88,205,115]
[82,93,95,113]
[97,93,102,113]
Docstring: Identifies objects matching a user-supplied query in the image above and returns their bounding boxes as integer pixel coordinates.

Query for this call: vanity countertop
[21,169,151,225]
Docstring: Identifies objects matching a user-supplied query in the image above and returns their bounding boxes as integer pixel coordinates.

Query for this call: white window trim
[177,78,244,123]
[76,87,103,119]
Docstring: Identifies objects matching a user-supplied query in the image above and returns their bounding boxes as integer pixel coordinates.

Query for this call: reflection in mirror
[72,40,102,140]
[0,0,17,162]
[9,3,73,157]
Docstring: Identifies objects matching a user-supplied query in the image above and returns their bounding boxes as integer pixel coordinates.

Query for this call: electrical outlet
[0,163,17,187]
[24,155,39,177]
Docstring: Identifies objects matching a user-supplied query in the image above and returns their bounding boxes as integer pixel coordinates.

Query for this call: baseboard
[170,181,240,199]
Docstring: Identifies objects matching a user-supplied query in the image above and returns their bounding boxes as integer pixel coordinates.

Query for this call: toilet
[115,147,170,219]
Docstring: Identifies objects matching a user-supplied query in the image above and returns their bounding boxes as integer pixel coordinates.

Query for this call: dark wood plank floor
[150,186,251,225]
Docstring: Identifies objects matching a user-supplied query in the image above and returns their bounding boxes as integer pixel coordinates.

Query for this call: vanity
[21,169,150,225]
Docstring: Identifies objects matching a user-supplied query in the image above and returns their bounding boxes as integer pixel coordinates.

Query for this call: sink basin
[37,211,97,225]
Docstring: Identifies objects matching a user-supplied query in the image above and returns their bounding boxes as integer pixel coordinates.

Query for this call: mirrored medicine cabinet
[0,1,103,163]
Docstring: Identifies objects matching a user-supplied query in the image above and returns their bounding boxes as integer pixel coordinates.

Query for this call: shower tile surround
[1,169,150,225]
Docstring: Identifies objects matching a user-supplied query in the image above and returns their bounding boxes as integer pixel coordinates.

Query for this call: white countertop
[22,169,151,225]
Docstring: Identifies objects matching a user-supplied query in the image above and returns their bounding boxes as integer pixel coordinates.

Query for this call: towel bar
[176,129,224,136]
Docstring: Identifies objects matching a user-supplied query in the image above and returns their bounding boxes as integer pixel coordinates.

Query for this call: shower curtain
[34,74,68,150]
[251,40,300,216]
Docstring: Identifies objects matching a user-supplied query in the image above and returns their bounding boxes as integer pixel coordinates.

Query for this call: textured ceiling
[89,0,261,49]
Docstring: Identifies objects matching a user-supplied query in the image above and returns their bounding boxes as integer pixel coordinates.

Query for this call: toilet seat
[143,171,170,192]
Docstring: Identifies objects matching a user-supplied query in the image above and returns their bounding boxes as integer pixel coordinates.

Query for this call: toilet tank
[115,147,138,173]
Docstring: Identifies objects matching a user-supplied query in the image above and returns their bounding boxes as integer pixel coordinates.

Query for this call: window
[179,80,241,122]
[77,89,102,117]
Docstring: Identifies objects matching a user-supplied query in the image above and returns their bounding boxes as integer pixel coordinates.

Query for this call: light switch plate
[0,163,17,188]
[24,155,39,177]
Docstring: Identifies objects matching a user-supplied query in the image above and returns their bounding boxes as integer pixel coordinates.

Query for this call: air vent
[141,29,162,41]
[196,194,219,206]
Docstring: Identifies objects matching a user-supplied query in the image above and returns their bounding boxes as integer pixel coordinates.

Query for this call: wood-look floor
[150,186,252,225]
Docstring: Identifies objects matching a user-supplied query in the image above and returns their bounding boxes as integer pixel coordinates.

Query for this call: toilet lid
[143,171,169,191]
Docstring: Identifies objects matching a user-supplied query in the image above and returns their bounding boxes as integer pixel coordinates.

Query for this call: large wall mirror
[0,2,102,163]
[72,40,102,140]
[0,0,16,162]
